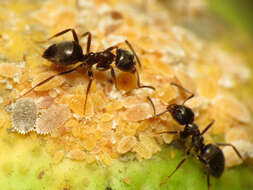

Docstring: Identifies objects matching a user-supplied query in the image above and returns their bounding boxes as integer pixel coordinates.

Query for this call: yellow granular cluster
[0,0,252,167]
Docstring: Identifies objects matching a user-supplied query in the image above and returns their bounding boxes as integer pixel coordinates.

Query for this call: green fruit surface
[0,132,253,190]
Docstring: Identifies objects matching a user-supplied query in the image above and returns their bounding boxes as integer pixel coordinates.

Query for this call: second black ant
[147,83,242,190]
[19,28,155,114]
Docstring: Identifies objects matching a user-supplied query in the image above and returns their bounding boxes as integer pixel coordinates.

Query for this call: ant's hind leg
[48,28,79,43]
[216,143,243,160]
[80,32,92,53]
[207,174,211,190]
[20,66,80,98]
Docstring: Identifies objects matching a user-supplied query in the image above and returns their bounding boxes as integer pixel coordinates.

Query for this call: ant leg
[216,143,242,160]
[124,40,141,68]
[170,82,194,105]
[105,45,118,52]
[136,69,155,90]
[110,66,117,89]
[200,120,215,136]
[20,65,81,98]
[80,32,92,53]
[207,174,211,190]
[160,156,187,186]
[156,130,179,135]
[83,69,94,115]
[48,28,79,43]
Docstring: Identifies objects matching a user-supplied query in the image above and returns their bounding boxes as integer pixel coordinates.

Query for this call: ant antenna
[147,96,156,116]
[171,82,194,105]
[125,40,141,68]
[146,96,170,117]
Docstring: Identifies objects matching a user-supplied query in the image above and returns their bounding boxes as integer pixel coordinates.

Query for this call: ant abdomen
[43,41,83,65]
[201,144,225,178]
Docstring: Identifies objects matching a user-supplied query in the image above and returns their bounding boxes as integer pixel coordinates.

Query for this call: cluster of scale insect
[9,28,244,190]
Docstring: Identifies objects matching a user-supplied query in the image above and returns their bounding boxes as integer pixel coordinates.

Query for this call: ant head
[115,48,136,73]
[167,104,194,125]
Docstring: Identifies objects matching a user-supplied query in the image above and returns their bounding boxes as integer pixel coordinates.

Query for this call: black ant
[18,28,155,114]
[147,83,242,190]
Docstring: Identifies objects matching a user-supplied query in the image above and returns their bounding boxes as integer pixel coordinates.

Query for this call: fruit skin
[0,135,253,190]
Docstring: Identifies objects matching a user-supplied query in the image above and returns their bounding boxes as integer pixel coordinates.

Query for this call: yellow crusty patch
[1,0,252,166]
[0,63,23,78]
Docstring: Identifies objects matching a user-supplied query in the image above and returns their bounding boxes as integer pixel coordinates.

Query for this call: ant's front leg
[135,69,155,90]
[110,66,117,89]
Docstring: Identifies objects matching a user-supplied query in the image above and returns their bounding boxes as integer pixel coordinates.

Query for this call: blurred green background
[160,0,253,113]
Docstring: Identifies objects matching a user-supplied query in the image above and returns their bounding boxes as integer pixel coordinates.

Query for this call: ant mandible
[20,28,155,114]
[147,83,242,190]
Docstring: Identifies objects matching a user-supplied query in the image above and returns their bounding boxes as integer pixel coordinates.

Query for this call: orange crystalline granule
[215,96,250,123]
[123,103,152,122]
[67,150,86,161]
[117,136,137,154]
[53,150,65,164]
[0,63,22,78]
